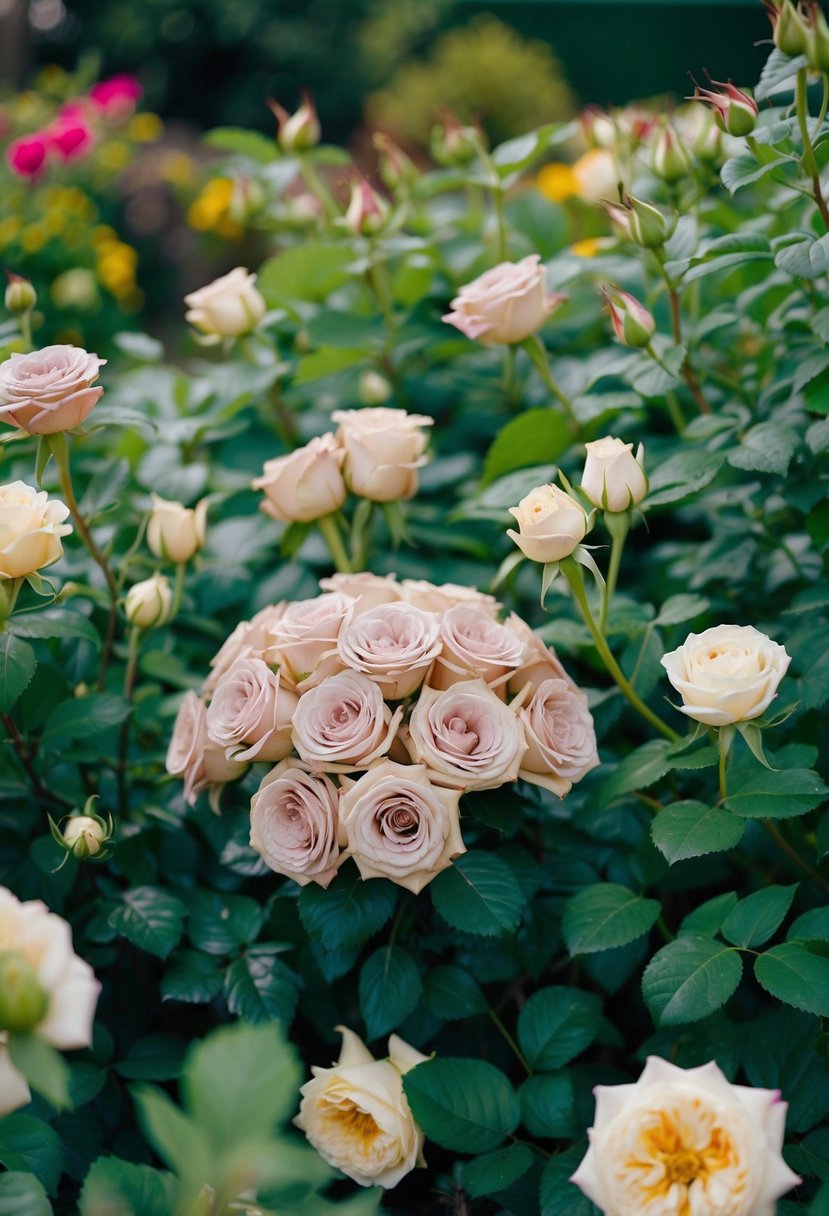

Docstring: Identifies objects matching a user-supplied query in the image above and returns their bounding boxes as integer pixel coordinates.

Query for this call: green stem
[718,731,729,803]
[664,390,686,434]
[523,336,579,434]
[502,344,519,409]
[762,819,829,896]
[297,151,339,221]
[652,254,713,415]
[18,310,32,351]
[117,626,141,816]
[170,563,187,621]
[488,1009,532,1078]
[317,513,353,574]
[492,184,507,262]
[796,67,829,230]
[367,242,396,335]
[599,513,629,635]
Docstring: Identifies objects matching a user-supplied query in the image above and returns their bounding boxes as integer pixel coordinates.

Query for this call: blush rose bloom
[581,436,647,512]
[339,761,465,893]
[519,678,600,796]
[400,579,500,617]
[0,345,105,434]
[442,254,565,345]
[203,603,286,695]
[206,658,299,763]
[166,690,243,808]
[408,677,527,791]
[571,1056,800,1216]
[432,603,526,691]
[320,572,402,614]
[292,670,402,770]
[508,484,588,564]
[250,761,341,888]
[661,624,791,727]
[0,886,100,1116]
[184,267,266,339]
[253,434,346,524]
[295,1026,427,1189]
[268,593,354,686]
[147,494,208,563]
[332,407,433,502]
[506,615,575,696]
[0,481,72,580]
[337,603,442,699]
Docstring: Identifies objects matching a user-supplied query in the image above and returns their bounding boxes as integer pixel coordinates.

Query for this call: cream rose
[0,886,100,1116]
[507,483,588,564]
[400,579,500,617]
[0,344,105,434]
[250,761,341,888]
[519,678,599,796]
[184,267,266,339]
[581,436,647,512]
[408,677,527,791]
[268,593,354,686]
[203,603,286,694]
[571,1056,800,1216]
[252,434,346,524]
[505,614,575,696]
[295,1026,427,1189]
[0,481,72,579]
[332,407,433,502]
[337,603,442,699]
[660,624,791,727]
[206,658,299,763]
[124,573,172,629]
[319,572,402,614]
[572,147,620,202]
[147,494,208,562]
[166,690,243,808]
[292,670,401,770]
[340,761,465,893]
[432,603,526,691]
[442,254,564,345]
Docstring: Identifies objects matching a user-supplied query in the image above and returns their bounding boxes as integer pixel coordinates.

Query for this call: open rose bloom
[442,254,566,345]
[0,345,105,435]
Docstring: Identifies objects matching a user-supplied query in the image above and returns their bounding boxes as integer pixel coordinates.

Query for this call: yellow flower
[0,218,22,248]
[96,142,131,171]
[159,151,194,186]
[537,162,578,203]
[21,225,48,254]
[128,113,163,142]
[570,237,609,257]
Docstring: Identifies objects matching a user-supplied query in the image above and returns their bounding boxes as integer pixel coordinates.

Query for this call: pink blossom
[88,75,143,119]
[7,133,49,179]
[48,117,94,162]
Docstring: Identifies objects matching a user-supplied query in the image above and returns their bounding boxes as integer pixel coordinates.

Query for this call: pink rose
[7,133,49,179]
[506,614,575,696]
[442,254,565,345]
[0,345,105,434]
[206,658,299,763]
[88,75,143,119]
[337,602,442,699]
[253,434,346,524]
[250,761,341,888]
[432,603,526,691]
[203,603,286,695]
[268,592,354,686]
[166,691,242,808]
[292,670,402,770]
[319,572,402,614]
[518,678,599,796]
[332,407,433,502]
[48,117,93,162]
[400,579,500,616]
[408,677,527,791]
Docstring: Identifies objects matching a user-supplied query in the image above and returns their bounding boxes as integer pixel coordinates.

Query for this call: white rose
[319,572,402,615]
[332,407,433,502]
[432,602,526,691]
[292,670,402,770]
[124,573,172,629]
[184,266,266,339]
[337,602,442,699]
[507,483,588,564]
[203,603,286,695]
[571,147,620,202]
[519,678,599,796]
[442,254,564,345]
[147,494,208,562]
[250,761,341,888]
[408,677,527,791]
[571,1056,800,1216]
[252,434,346,524]
[0,344,105,434]
[268,593,354,686]
[581,436,647,512]
[0,481,71,579]
[660,624,791,727]
[400,579,500,617]
[340,761,465,893]
[295,1026,427,1189]
[505,614,576,696]
[206,657,299,763]
[166,690,243,808]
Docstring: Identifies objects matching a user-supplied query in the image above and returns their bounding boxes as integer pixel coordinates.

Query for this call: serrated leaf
[185,890,265,956]
[721,884,798,948]
[724,766,828,818]
[563,883,661,956]
[519,1072,575,1139]
[79,1157,176,1216]
[430,852,526,937]
[223,950,300,1025]
[0,634,36,713]
[642,934,743,1025]
[109,887,185,959]
[645,450,725,508]
[131,1084,211,1190]
[463,1143,534,1198]
[680,892,738,936]
[359,945,422,1041]
[423,965,487,1020]
[653,594,709,627]
[0,1115,62,1194]
[599,739,674,806]
[541,1149,600,1216]
[755,942,829,1015]
[41,693,132,744]
[517,986,602,1070]
[298,870,397,951]
[8,611,100,649]
[651,801,744,864]
[728,422,799,476]
[788,907,829,942]
[482,409,573,486]
[403,1057,519,1153]
[161,950,224,1005]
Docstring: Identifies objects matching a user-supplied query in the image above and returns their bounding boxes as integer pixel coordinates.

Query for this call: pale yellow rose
[661,624,790,727]
[125,573,172,629]
[253,434,346,524]
[184,266,266,339]
[507,484,588,564]
[0,480,71,579]
[147,494,208,562]
[581,436,647,512]
[332,407,433,502]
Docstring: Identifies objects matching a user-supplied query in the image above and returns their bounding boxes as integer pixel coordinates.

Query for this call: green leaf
[721,152,789,194]
[642,934,743,1026]
[0,634,36,713]
[0,1173,52,1216]
[517,986,602,1070]
[131,1084,211,1189]
[481,409,573,487]
[79,1157,176,1216]
[0,1115,62,1194]
[203,126,277,161]
[563,884,661,956]
[258,243,353,306]
[423,965,487,1020]
[185,890,265,956]
[293,347,368,385]
[298,870,397,951]
[8,611,100,648]
[680,892,738,937]
[519,1072,576,1139]
[651,801,744,864]
[653,594,710,627]
[541,1149,600,1216]
[463,1144,534,1198]
[430,852,526,937]
[403,1057,520,1154]
[113,331,165,362]
[743,1007,829,1133]
[161,950,224,1005]
[755,942,829,1015]
[359,945,422,1041]
[491,122,570,175]
[721,884,798,948]
[115,1034,186,1082]
[724,767,828,818]
[728,422,799,476]
[645,450,725,508]
[109,886,186,960]
[599,740,674,806]
[223,949,300,1025]
[788,908,829,942]
[41,693,132,745]
[7,1034,70,1111]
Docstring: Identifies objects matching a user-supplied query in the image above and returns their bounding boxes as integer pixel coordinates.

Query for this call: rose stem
[488,1008,532,1077]
[317,513,353,574]
[523,336,580,435]
[116,625,141,816]
[652,251,712,415]
[796,67,829,230]
[598,513,629,635]
[762,819,829,896]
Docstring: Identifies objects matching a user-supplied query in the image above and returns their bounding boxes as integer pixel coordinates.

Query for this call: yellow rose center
[625,1106,744,1213]
[325,1098,380,1147]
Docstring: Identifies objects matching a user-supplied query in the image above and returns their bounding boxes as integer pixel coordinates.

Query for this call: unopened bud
[343,178,390,237]
[359,369,392,405]
[579,105,617,150]
[267,90,321,154]
[5,272,36,316]
[690,77,758,138]
[0,952,48,1032]
[651,123,693,183]
[147,495,207,564]
[125,573,172,628]
[228,175,265,224]
[603,286,656,348]
[430,111,483,167]
[373,132,418,192]
[765,0,810,56]
[49,798,114,866]
[804,0,829,72]
[605,195,676,249]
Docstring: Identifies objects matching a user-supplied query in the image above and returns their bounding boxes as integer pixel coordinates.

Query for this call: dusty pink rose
[268,592,354,686]
[166,691,242,808]
[340,761,465,893]
[319,572,402,614]
[400,579,500,617]
[408,678,527,791]
[7,133,49,178]
[337,602,442,699]
[519,678,599,796]
[442,254,565,345]
[432,603,526,691]
[292,670,402,770]
[88,75,143,119]
[206,658,299,763]
[253,434,346,524]
[250,761,341,888]
[203,603,286,695]
[0,345,105,434]
[506,614,575,696]
[332,407,433,502]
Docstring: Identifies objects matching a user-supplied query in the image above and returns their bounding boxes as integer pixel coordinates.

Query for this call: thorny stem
[2,713,72,806]
[796,68,829,230]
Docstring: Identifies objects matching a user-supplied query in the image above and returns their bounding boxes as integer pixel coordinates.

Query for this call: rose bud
[805,0,829,72]
[430,110,482,166]
[0,481,71,580]
[332,407,433,502]
[343,178,390,237]
[267,90,321,153]
[373,132,418,192]
[89,74,143,120]
[50,799,114,865]
[4,273,36,316]
[602,286,656,349]
[147,494,207,563]
[6,133,49,179]
[443,254,565,346]
[228,174,266,224]
[764,0,809,56]
[581,436,648,513]
[125,573,172,629]
[571,148,621,203]
[604,195,676,249]
[679,103,723,163]
[651,122,692,182]
[580,105,617,149]
[690,77,758,138]
[253,434,347,525]
[184,267,266,340]
[0,344,105,434]
[661,624,791,727]
[359,369,393,405]
[507,484,589,564]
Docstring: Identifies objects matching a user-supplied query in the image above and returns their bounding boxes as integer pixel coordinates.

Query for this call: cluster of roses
[166,572,599,894]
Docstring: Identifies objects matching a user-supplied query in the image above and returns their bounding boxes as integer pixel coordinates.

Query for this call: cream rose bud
[432,603,526,691]
[0,481,72,579]
[268,592,354,686]
[206,658,299,763]
[340,761,465,893]
[572,147,620,202]
[661,624,791,727]
[125,573,172,629]
[319,572,402,614]
[0,344,105,434]
[295,1026,426,1189]
[337,603,442,699]
[292,670,401,770]
[184,266,266,339]
[147,494,208,562]
[166,690,243,807]
[442,254,565,346]
[400,579,501,617]
[332,407,433,503]
[508,484,588,564]
[581,436,647,512]
[408,677,528,791]
[252,434,346,524]
[519,678,599,796]
[571,1056,800,1216]
[250,761,341,888]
